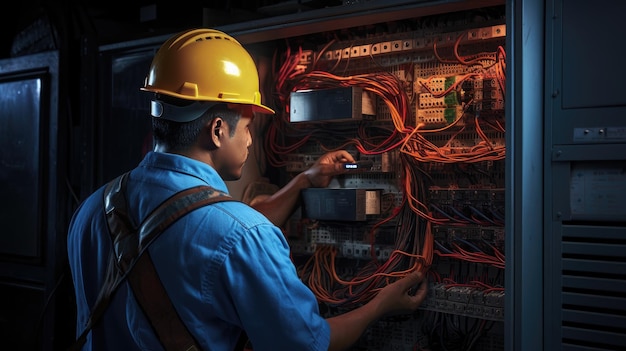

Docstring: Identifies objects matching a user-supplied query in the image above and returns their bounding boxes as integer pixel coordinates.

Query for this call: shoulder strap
[70,172,233,351]
[125,181,232,351]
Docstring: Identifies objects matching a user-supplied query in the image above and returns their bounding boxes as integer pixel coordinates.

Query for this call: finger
[342,151,356,163]
[403,271,427,298]
[332,162,350,173]
[412,280,428,301]
[401,271,423,290]
[340,151,356,163]
[330,150,355,163]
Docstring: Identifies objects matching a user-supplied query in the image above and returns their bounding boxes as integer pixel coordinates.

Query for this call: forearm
[325,300,384,351]
[253,150,354,226]
[325,271,428,351]
[251,172,311,227]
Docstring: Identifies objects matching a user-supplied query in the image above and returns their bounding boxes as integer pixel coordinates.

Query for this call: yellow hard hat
[141,28,274,121]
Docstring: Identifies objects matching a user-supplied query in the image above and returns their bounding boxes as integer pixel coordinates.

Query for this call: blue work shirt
[67,151,330,351]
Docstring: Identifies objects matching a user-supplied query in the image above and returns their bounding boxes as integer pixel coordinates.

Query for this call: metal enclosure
[97,1,511,350]
[505,1,544,350]
[544,0,626,349]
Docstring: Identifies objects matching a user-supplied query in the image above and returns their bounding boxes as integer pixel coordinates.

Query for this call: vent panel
[559,225,626,350]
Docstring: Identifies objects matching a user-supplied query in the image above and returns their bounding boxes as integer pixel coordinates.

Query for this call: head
[141,28,274,179]
[152,101,253,180]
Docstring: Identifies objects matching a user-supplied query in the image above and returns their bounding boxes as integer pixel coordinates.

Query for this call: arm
[251,150,355,226]
[326,271,428,351]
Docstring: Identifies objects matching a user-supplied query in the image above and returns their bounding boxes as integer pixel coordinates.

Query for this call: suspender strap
[129,252,199,351]
[137,184,231,254]
[70,172,233,351]
[122,180,231,351]
[69,174,134,351]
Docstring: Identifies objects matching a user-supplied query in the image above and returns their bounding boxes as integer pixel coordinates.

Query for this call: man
[67,28,427,351]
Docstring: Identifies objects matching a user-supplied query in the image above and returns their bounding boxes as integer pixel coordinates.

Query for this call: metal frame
[505,0,545,350]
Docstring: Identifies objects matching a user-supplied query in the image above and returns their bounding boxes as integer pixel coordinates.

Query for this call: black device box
[301,188,381,221]
[289,86,376,123]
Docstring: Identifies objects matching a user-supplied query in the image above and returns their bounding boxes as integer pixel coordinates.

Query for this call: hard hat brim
[252,104,275,115]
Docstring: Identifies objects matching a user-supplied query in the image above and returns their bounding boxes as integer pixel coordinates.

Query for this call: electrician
[67,28,428,351]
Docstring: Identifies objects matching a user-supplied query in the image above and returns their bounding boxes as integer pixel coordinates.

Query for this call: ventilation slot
[560,225,626,350]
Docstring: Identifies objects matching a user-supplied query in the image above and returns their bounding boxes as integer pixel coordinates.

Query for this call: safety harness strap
[70,171,233,351]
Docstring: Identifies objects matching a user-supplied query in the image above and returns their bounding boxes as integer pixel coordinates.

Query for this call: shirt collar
[138,151,230,194]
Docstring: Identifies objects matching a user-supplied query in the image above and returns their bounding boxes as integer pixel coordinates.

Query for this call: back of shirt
[66,185,143,351]
[66,151,331,351]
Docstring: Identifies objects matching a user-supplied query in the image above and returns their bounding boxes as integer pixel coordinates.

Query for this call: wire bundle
[270,33,507,313]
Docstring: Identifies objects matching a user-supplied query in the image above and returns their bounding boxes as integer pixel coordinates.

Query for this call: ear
[211,118,223,145]
[213,119,222,137]
[198,117,223,150]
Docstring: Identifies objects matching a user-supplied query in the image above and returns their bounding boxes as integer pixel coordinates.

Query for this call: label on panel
[570,161,626,220]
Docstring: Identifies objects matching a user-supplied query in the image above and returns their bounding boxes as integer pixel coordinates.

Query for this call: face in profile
[215,107,254,181]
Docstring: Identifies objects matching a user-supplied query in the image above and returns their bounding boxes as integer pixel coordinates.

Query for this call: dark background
[0,0,343,59]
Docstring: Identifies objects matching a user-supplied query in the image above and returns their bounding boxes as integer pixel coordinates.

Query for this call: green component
[444,108,457,124]
[444,76,456,90]
[444,92,458,107]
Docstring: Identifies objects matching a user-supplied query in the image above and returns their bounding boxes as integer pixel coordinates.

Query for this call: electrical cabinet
[81,0,626,350]
[99,1,509,350]
[544,0,626,349]
[11,1,622,350]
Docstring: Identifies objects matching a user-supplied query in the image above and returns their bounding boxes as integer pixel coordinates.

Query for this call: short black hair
[152,101,241,152]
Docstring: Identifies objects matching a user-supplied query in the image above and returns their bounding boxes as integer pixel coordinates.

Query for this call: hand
[373,271,428,315]
[303,150,355,188]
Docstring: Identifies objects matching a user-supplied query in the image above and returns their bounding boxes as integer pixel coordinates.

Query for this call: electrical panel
[259,5,507,350]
